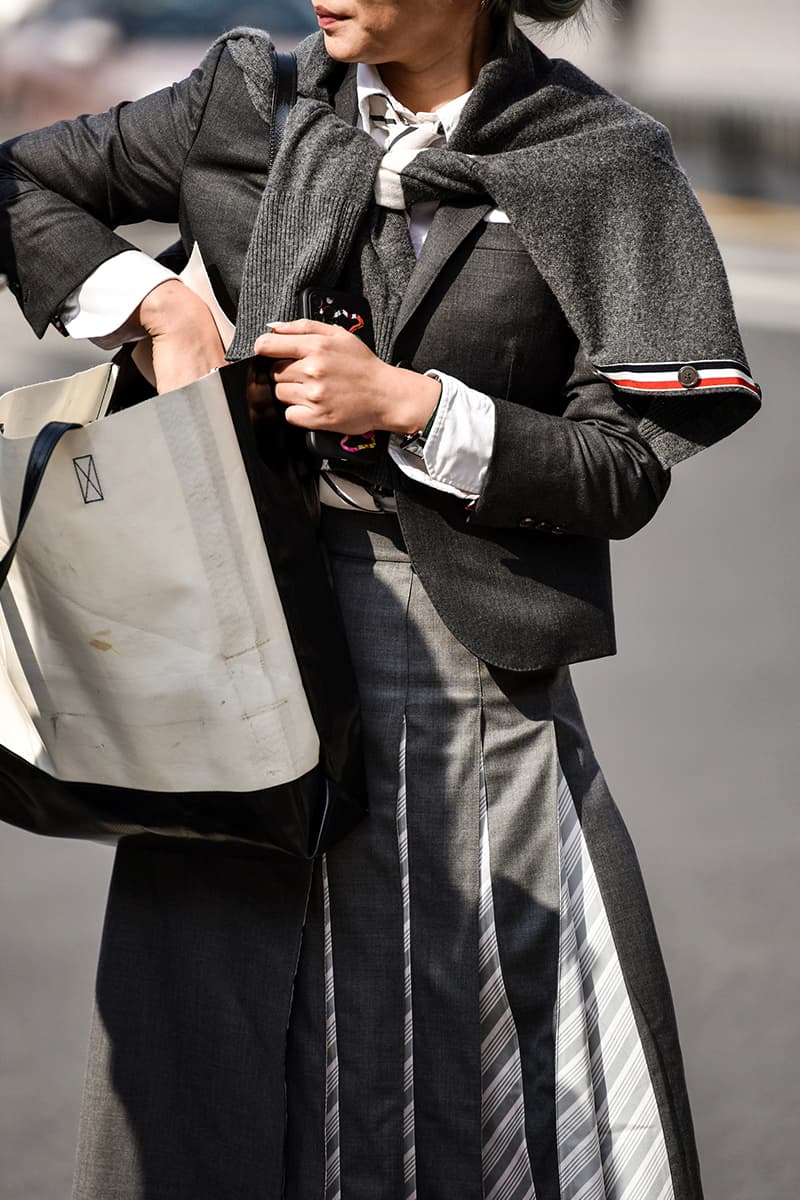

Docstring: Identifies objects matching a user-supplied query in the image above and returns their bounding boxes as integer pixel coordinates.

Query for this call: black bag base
[0,746,366,860]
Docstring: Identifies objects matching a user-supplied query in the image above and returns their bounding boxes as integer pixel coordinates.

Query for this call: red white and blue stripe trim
[598,360,761,397]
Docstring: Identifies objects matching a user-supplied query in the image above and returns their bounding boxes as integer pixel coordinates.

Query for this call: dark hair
[489,0,591,25]
[518,0,589,18]
[484,0,595,48]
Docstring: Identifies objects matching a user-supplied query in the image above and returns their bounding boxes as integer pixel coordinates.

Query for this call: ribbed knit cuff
[228,190,367,361]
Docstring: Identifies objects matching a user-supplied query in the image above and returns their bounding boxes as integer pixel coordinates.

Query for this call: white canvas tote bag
[0,358,365,855]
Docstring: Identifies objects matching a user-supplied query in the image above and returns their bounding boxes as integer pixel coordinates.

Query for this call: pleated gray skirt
[72,511,703,1200]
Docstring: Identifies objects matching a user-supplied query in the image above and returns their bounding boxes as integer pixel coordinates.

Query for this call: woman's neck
[376,15,492,113]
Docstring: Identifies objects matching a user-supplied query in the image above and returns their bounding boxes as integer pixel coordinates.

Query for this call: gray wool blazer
[0,41,671,671]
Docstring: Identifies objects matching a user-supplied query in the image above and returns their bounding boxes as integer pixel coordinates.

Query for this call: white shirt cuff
[389,370,496,499]
[59,251,178,348]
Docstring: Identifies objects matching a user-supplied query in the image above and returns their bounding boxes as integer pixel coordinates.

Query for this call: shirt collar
[355,61,472,142]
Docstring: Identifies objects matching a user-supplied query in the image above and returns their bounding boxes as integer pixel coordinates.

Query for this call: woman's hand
[253,320,440,435]
[133,280,226,395]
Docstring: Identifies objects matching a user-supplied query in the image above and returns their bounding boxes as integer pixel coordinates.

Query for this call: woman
[0,1,759,1198]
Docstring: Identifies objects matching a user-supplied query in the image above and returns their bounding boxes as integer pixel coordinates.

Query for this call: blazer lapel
[329,67,490,354]
[389,200,491,356]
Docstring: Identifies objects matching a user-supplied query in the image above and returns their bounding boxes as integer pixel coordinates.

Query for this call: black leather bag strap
[269,49,299,166]
[0,421,80,589]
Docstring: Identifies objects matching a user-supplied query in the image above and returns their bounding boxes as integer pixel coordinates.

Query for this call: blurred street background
[0,1,798,1198]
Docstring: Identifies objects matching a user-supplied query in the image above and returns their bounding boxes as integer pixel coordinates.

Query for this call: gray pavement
[0,243,798,1199]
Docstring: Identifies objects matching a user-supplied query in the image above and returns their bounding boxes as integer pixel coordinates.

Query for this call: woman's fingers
[269,318,340,337]
[252,319,409,433]
[272,382,312,408]
[271,361,328,411]
[253,333,304,360]
[254,319,343,360]
[282,404,322,429]
[269,357,305,383]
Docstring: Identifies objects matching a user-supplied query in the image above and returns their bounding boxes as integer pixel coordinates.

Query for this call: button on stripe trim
[598,359,759,396]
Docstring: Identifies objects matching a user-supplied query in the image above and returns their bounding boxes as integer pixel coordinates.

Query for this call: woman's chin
[320,27,364,63]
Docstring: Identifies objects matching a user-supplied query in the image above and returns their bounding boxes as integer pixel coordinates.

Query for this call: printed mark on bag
[73,455,103,504]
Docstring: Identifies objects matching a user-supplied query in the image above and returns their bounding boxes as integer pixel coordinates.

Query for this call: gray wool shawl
[224,28,759,468]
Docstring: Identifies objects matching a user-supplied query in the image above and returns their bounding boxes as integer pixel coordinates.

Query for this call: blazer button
[678,364,701,389]
[520,516,537,527]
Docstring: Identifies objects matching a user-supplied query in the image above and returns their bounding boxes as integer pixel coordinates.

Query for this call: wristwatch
[399,371,443,458]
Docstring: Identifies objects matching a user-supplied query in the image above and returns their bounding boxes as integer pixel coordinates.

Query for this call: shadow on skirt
[72,511,703,1200]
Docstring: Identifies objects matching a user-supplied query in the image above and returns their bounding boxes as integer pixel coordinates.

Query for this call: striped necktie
[368,93,445,210]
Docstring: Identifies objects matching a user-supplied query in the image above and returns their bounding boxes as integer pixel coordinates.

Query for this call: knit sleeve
[478,69,761,469]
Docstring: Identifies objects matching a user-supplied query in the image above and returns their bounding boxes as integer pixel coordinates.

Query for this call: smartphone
[301,288,381,463]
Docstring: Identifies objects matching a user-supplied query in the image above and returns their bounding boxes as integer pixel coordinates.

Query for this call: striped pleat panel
[555,768,675,1200]
[322,855,342,1200]
[479,757,538,1200]
[396,719,418,1199]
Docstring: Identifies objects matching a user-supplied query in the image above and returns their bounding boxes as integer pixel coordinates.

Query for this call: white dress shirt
[60,62,504,501]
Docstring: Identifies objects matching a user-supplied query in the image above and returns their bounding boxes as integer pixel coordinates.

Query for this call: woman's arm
[470,350,672,540]
[257,325,669,541]
[0,42,228,338]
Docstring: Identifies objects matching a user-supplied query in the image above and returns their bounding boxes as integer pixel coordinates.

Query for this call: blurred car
[0,0,318,131]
